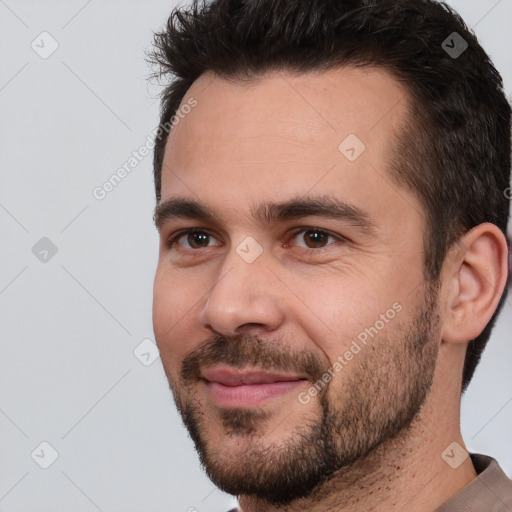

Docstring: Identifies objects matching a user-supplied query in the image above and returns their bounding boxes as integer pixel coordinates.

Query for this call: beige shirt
[227,454,512,512]
[435,454,512,511]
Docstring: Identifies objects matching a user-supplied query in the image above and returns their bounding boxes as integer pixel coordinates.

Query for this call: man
[150,0,511,510]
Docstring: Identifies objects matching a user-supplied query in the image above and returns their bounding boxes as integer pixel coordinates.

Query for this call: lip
[202,366,307,386]
[201,366,309,407]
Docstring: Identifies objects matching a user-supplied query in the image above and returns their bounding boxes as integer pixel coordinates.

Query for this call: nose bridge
[199,241,284,334]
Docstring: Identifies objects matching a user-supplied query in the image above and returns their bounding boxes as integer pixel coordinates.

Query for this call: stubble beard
[166,284,440,505]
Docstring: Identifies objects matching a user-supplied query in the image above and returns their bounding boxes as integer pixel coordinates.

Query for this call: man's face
[153,67,441,504]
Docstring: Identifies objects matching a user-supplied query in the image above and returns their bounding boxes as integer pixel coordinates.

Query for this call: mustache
[180,334,329,385]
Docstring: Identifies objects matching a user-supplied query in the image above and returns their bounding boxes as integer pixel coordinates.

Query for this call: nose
[198,246,286,337]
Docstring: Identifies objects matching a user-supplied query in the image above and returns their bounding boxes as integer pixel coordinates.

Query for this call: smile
[200,366,309,407]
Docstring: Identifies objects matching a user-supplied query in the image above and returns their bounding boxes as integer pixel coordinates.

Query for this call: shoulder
[435,453,512,511]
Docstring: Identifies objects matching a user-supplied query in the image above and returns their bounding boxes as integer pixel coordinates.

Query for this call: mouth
[200,365,309,408]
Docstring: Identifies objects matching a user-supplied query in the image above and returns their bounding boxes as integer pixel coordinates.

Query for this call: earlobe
[441,223,509,344]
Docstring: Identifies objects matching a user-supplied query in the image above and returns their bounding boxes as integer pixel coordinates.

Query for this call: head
[150,0,510,505]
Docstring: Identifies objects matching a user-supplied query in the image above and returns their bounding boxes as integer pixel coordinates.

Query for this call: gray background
[0,1,511,511]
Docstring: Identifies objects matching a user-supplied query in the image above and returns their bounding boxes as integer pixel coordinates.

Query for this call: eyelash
[166,227,346,252]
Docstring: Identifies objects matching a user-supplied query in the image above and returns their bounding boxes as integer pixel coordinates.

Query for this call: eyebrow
[153,195,376,235]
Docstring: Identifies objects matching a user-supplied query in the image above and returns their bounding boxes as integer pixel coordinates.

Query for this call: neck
[237,397,476,512]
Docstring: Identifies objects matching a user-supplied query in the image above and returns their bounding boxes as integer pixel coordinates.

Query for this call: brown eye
[290,228,340,249]
[303,230,329,248]
[169,230,219,250]
[186,231,211,248]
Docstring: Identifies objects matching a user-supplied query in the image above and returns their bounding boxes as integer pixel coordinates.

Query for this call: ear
[441,223,509,344]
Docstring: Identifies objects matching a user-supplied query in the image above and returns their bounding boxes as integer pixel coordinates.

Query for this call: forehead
[160,66,416,227]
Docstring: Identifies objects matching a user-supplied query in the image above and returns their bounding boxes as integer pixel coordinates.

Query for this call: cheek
[289,273,399,365]
[290,270,378,328]
[152,266,198,361]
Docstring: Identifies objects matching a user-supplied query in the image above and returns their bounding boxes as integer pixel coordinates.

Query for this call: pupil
[189,232,208,248]
[306,230,326,248]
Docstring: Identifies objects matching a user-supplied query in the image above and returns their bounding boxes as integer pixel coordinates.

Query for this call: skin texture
[152,67,508,511]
